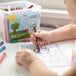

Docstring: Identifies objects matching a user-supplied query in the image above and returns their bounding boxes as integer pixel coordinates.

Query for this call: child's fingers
[15,56,22,64]
[39,41,43,46]
[30,34,36,44]
[30,31,42,41]
[39,40,46,45]
[34,33,42,38]
[15,54,22,61]
[20,49,34,56]
[30,33,36,41]
[24,49,34,54]
[42,42,49,46]
[16,53,27,63]
[32,40,36,44]
[37,30,41,33]
[16,51,22,54]
[18,63,23,66]
[16,60,23,66]
[39,40,50,46]
[16,51,26,58]
[30,38,36,44]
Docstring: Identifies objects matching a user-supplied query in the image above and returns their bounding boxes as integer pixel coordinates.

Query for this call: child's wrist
[28,59,41,70]
[49,31,55,42]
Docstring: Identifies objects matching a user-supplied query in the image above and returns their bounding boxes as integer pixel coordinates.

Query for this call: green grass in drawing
[10,23,30,40]
[9,31,30,40]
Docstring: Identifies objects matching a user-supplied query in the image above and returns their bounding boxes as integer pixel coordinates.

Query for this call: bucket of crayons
[0,1,41,43]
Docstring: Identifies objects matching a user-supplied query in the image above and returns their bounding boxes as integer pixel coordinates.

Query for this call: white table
[0,40,74,76]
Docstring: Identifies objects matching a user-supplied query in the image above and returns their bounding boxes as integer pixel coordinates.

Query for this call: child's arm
[16,50,57,76]
[29,60,57,76]
[31,24,76,46]
[49,24,76,42]
[62,65,76,76]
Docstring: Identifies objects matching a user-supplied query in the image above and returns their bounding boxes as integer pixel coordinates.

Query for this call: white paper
[18,42,71,68]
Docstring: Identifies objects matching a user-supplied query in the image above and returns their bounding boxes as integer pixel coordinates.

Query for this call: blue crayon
[0,41,4,47]
[0,46,6,52]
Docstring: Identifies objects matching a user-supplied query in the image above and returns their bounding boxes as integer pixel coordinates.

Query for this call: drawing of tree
[11,23,19,33]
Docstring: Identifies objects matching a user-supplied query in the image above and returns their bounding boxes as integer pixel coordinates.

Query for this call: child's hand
[15,49,39,69]
[30,30,52,46]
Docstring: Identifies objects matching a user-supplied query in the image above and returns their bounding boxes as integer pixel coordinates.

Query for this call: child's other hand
[30,30,52,46]
[15,49,39,69]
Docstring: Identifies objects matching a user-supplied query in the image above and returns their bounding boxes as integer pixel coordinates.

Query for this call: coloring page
[18,42,71,67]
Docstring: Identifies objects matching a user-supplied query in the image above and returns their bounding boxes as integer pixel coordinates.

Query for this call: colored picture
[8,12,40,43]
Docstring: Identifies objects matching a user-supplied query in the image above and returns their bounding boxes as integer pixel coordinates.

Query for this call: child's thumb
[34,33,42,38]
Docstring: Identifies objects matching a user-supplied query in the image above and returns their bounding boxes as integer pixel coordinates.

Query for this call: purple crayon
[0,41,4,47]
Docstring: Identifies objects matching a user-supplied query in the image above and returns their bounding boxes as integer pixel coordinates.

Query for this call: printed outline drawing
[19,43,71,67]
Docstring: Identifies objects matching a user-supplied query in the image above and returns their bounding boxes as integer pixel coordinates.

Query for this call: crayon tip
[38,48,40,52]
[0,41,4,47]
[28,5,33,9]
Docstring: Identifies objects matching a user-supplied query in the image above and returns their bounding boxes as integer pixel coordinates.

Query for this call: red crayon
[0,52,6,63]
[24,39,30,42]
[33,25,40,52]
[28,5,33,9]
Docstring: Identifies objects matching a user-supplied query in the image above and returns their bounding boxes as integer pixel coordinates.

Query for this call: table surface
[0,39,74,76]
